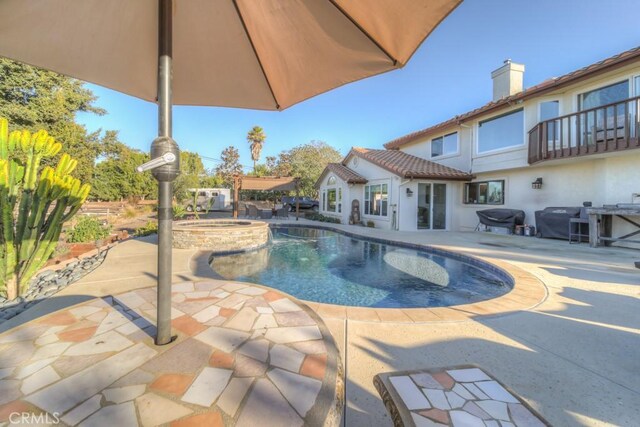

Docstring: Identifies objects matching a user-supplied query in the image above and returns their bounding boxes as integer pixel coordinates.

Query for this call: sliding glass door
[417,183,446,230]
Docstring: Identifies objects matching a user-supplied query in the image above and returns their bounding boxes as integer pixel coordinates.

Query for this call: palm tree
[247,126,266,172]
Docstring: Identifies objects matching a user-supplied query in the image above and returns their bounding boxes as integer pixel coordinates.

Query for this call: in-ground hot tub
[172,219,270,253]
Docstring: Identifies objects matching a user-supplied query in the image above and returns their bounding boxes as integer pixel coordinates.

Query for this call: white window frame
[577,79,630,111]
[416,182,448,231]
[327,188,337,212]
[430,131,459,159]
[475,108,526,157]
[323,175,339,214]
[538,99,562,147]
[363,181,390,218]
[633,74,640,96]
[538,99,561,122]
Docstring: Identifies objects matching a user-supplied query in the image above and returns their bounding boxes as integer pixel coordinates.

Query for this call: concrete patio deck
[1,218,638,426]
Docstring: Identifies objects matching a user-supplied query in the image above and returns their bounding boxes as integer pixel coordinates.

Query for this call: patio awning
[235,176,299,192]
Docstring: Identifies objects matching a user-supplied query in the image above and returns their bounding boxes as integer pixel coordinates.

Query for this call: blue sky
[76,0,640,172]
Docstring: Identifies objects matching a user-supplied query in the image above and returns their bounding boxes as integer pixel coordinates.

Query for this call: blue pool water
[209,227,512,308]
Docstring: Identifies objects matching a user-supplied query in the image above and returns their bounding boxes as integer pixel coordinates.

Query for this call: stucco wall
[318,157,400,228]
[397,180,456,232]
[452,151,640,247]
[317,172,349,224]
[397,62,640,175]
[400,126,472,172]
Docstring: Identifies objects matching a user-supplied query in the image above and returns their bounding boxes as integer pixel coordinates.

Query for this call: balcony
[528,96,640,164]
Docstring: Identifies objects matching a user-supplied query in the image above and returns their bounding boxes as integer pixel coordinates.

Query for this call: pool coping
[268,224,548,323]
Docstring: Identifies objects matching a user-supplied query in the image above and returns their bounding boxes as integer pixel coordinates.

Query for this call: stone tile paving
[0,280,342,426]
[374,366,550,427]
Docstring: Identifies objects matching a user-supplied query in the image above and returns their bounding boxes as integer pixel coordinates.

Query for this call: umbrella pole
[154,0,178,346]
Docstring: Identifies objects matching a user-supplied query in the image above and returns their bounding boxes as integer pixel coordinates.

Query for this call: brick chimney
[491,59,525,101]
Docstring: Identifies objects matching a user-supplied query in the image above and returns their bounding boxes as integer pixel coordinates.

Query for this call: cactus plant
[0,118,91,300]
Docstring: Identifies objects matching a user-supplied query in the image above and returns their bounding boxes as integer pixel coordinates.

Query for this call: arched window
[327,176,336,185]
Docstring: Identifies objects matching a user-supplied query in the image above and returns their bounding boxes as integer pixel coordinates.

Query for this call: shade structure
[0,0,462,345]
[232,175,301,219]
[0,0,461,110]
[236,176,299,192]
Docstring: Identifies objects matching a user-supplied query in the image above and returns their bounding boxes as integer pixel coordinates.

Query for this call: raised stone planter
[172,219,270,253]
[0,249,109,323]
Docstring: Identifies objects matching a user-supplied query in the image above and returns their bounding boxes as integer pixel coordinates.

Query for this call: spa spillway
[172,219,270,253]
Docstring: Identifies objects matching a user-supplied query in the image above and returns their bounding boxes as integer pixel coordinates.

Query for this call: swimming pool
[209,227,513,308]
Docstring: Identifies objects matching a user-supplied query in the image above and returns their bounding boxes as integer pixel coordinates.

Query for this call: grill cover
[476,209,525,231]
[535,207,582,240]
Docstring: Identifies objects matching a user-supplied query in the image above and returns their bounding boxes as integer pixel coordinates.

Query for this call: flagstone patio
[0,281,342,426]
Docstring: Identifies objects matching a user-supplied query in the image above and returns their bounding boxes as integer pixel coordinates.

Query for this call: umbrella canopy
[0,0,461,110]
[0,0,462,345]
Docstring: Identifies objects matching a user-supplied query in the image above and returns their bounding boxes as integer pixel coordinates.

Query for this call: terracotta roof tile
[327,163,368,184]
[385,45,640,149]
[315,163,367,187]
[347,148,472,181]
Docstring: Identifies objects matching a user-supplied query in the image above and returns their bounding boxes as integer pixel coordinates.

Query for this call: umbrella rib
[327,0,398,67]
[232,0,281,110]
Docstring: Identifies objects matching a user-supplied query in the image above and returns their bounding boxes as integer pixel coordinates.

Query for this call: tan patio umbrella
[0,0,462,344]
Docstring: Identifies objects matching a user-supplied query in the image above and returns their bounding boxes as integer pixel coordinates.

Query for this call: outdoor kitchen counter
[586,207,640,247]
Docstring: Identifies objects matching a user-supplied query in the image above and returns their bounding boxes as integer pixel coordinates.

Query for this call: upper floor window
[478,109,524,154]
[578,80,629,110]
[539,100,559,122]
[431,132,458,157]
[327,176,336,185]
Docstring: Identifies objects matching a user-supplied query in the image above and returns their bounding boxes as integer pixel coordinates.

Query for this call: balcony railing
[528,96,640,164]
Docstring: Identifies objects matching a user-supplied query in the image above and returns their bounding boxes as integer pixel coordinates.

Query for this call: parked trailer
[186,188,232,212]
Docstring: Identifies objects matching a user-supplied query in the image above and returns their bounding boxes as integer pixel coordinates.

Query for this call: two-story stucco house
[317,46,640,242]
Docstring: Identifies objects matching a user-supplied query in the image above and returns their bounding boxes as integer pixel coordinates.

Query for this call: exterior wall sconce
[531,177,543,190]
[406,188,414,197]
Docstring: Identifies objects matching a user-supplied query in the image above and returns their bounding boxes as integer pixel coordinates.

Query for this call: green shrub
[306,213,340,224]
[366,220,375,228]
[173,204,187,220]
[135,221,158,237]
[67,217,112,243]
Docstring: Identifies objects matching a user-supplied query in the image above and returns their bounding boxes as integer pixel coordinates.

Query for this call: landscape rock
[0,248,110,324]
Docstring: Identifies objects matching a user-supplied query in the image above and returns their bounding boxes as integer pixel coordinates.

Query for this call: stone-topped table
[0,280,342,426]
[374,366,549,427]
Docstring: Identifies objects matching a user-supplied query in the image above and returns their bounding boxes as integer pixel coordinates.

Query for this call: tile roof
[384,45,640,149]
[315,163,367,187]
[327,163,367,184]
[347,147,472,181]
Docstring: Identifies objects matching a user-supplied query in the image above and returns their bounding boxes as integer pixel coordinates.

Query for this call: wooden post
[602,214,613,247]
[233,175,240,219]
[295,178,300,221]
[588,212,599,248]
